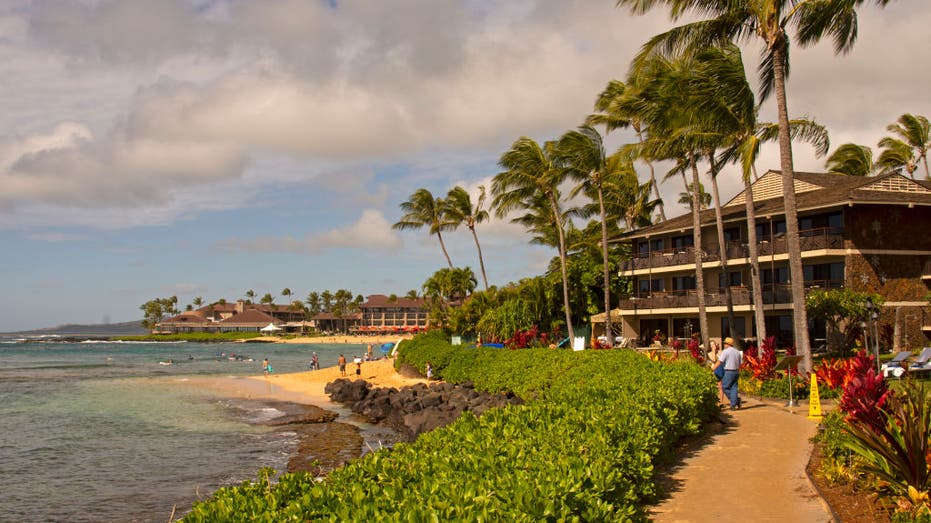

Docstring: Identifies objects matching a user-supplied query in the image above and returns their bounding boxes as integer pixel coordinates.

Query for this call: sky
[1,0,929,332]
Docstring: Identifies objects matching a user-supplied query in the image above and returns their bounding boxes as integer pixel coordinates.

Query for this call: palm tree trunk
[550,195,576,341]
[436,230,454,269]
[638,128,666,222]
[690,154,709,348]
[745,167,767,344]
[469,227,489,291]
[708,158,737,340]
[598,186,613,347]
[923,154,929,180]
[773,44,812,371]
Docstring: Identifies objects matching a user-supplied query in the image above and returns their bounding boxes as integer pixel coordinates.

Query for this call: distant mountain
[3,320,148,337]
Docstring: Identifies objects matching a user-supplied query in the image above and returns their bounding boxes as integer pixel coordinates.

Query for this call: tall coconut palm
[281,288,292,306]
[444,186,491,291]
[878,113,930,179]
[617,0,894,371]
[305,291,321,317]
[678,182,711,210]
[631,53,712,346]
[721,117,829,345]
[192,296,204,309]
[393,188,454,268]
[600,154,659,231]
[826,143,876,176]
[587,77,667,221]
[492,137,576,340]
[320,290,333,312]
[556,125,618,346]
[245,289,255,305]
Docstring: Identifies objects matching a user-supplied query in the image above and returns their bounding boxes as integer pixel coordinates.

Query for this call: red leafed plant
[504,326,541,349]
[688,338,704,364]
[838,350,891,434]
[814,358,851,390]
[743,335,777,380]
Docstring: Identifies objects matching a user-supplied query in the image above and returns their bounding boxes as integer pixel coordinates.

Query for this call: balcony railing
[621,227,845,272]
[619,280,843,310]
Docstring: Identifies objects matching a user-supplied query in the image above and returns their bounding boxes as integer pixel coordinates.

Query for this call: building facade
[609,171,931,349]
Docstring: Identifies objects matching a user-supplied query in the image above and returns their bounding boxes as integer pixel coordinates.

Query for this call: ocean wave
[79,340,188,345]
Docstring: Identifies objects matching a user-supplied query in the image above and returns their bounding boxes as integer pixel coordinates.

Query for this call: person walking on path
[338,354,347,376]
[708,340,726,404]
[716,337,742,409]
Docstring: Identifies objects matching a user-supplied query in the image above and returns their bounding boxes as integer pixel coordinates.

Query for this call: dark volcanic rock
[327,378,523,441]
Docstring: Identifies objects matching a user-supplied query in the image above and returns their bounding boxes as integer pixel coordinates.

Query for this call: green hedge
[182,337,718,522]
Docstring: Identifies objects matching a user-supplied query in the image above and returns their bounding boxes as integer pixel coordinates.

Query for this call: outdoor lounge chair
[881,351,913,378]
[908,348,931,373]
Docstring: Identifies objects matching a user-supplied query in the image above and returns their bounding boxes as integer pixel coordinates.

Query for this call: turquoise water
[0,340,368,522]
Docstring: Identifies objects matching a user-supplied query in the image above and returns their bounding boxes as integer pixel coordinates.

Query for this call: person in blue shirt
[714,337,743,410]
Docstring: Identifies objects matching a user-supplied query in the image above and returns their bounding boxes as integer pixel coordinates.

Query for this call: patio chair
[907,348,931,375]
[881,351,913,378]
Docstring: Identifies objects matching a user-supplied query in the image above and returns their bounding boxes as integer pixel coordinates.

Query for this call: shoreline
[258,334,414,345]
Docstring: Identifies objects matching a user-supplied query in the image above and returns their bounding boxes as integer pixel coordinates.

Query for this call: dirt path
[650,397,833,522]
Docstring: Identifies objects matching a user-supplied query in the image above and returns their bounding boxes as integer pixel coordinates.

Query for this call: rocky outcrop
[324,379,523,441]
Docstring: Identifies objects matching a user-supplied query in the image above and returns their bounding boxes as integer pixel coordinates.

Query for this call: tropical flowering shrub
[838,351,890,434]
[652,330,666,345]
[742,336,777,381]
[687,338,703,364]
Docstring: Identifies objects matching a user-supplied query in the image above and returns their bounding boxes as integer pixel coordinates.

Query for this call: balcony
[618,280,843,310]
[621,227,845,273]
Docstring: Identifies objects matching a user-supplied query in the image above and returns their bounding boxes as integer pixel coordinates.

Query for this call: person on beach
[708,340,726,404]
[353,355,362,378]
[425,361,433,380]
[338,354,346,376]
[310,352,319,371]
[262,358,271,377]
[715,337,743,410]
[367,344,374,360]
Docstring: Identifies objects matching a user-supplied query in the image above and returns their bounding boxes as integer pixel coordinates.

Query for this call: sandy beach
[179,357,426,409]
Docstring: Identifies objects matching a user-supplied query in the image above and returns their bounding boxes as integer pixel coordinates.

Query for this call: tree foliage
[806,288,884,354]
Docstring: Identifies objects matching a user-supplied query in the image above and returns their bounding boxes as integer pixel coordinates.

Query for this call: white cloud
[219,208,401,254]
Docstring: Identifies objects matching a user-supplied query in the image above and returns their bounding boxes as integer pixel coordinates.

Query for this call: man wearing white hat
[718,337,743,410]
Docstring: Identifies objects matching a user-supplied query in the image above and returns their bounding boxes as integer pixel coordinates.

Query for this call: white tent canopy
[261,323,283,333]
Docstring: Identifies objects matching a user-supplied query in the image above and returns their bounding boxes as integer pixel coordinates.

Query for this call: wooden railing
[619,280,843,310]
[621,227,845,272]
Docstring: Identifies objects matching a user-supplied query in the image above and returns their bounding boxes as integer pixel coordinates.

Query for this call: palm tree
[321,290,333,312]
[721,115,829,345]
[192,296,204,309]
[260,293,274,306]
[629,52,712,346]
[305,291,321,317]
[678,182,711,210]
[444,186,491,290]
[616,0,894,371]
[245,289,255,305]
[393,188,454,268]
[879,113,930,179]
[556,125,618,346]
[405,289,419,300]
[826,143,876,176]
[599,154,659,231]
[492,137,576,340]
[281,288,292,306]
[587,76,667,221]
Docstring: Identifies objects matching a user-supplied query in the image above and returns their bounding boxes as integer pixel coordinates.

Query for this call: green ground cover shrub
[183,341,717,522]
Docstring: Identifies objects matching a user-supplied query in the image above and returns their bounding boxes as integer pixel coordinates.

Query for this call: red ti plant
[814,358,850,390]
[839,350,891,434]
[687,337,704,364]
[743,335,777,380]
[504,326,541,349]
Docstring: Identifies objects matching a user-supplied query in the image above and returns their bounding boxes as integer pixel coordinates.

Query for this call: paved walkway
[650,397,834,522]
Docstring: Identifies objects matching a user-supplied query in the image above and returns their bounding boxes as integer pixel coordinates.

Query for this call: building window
[637,278,665,294]
[803,262,845,288]
[651,238,664,252]
[761,267,789,285]
[718,270,742,288]
[672,318,699,340]
[724,227,741,242]
[671,235,693,251]
[721,316,747,338]
[672,276,696,291]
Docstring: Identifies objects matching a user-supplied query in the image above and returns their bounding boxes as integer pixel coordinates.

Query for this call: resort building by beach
[356,294,430,334]
[155,300,308,334]
[597,170,931,350]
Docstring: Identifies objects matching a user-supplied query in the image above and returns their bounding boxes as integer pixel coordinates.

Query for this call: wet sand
[175,358,426,474]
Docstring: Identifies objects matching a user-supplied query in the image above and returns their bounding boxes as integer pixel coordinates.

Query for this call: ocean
[0,339,374,522]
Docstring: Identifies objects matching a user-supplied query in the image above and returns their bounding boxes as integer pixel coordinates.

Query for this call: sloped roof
[219,309,280,325]
[162,311,206,323]
[362,294,427,309]
[622,170,931,240]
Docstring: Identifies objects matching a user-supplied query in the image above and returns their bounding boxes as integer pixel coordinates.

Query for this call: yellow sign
[808,374,822,421]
